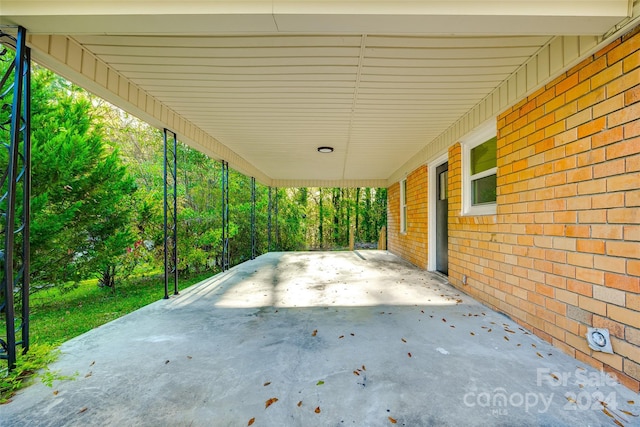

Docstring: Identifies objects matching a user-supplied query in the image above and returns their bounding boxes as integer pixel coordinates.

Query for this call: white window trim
[461,119,497,216]
[400,178,407,233]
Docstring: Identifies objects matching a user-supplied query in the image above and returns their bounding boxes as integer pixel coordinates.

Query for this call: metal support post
[251,177,256,260]
[267,187,272,252]
[274,188,279,251]
[163,129,178,298]
[221,160,230,271]
[0,26,31,370]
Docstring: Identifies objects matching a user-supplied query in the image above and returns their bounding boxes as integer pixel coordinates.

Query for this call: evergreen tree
[23,67,136,289]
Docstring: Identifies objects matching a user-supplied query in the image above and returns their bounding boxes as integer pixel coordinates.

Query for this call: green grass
[29,271,212,346]
[1,271,212,402]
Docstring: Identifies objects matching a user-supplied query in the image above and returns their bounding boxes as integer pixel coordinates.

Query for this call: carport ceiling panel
[71,33,553,181]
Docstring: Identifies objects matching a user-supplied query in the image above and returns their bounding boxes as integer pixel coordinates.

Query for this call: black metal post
[0,26,31,370]
[267,187,272,252]
[251,177,256,260]
[221,160,230,271]
[163,129,178,298]
[274,188,279,251]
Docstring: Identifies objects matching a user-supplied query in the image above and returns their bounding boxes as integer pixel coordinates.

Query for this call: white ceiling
[73,33,556,182]
[0,0,633,186]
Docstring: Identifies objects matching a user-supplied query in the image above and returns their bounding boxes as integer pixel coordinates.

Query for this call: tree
[26,67,136,290]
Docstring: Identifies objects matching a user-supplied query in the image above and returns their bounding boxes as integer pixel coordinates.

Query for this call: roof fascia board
[1,1,630,36]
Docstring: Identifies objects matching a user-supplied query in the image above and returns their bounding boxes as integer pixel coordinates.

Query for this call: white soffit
[0,1,633,187]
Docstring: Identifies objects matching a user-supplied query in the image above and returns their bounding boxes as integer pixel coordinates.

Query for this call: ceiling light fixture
[317,146,334,153]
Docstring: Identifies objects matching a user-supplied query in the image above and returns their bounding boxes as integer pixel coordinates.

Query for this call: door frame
[428,152,449,271]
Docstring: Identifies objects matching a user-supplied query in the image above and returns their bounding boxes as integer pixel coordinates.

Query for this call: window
[400,178,407,233]
[462,120,497,215]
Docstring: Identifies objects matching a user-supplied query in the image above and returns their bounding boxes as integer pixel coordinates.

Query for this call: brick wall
[447,27,640,392]
[387,165,428,268]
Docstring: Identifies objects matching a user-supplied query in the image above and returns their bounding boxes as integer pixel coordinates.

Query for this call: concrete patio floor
[3,251,639,426]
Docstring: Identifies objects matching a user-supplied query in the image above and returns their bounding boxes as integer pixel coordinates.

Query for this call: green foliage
[26,67,137,290]
[0,343,69,404]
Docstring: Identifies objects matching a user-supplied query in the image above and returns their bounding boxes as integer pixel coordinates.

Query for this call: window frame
[400,178,407,233]
[461,120,497,216]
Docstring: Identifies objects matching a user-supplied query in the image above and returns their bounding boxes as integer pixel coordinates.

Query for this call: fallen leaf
[550,373,559,381]
[312,330,318,337]
[531,344,537,348]
[536,352,543,358]
[503,336,509,341]
[85,371,92,378]
[187,356,192,359]
[470,332,475,336]
[353,371,360,376]
[339,335,344,339]
[628,400,635,405]
[78,407,88,414]
[420,310,424,313]
[450,325,455,328]
[487,329,492,332]
[265,397,278,408]
[263,382,271,387]
[408,352,412,358]
[442,318,447,322]
[613,420,624,427]
[621,410,638,417]
[89,361,95,367]
[350,333,355,336]
[388,416,397,424]
[53,390,59,396]
[566,396,576,404]
[401,338,407,343]
[315,407,321,414]
[362,365,366,371]
[517,344,521,347]
[317,380,324,386]
[602,408,614,418]
[248,417,256,426]
[165,360,170,364]
[297,401,302,407]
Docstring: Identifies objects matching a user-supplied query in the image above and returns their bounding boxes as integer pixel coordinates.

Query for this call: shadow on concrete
[3,251,639,426]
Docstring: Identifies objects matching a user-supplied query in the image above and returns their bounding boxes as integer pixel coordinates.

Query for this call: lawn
[1,271,213,402]
[29,272,212,345]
